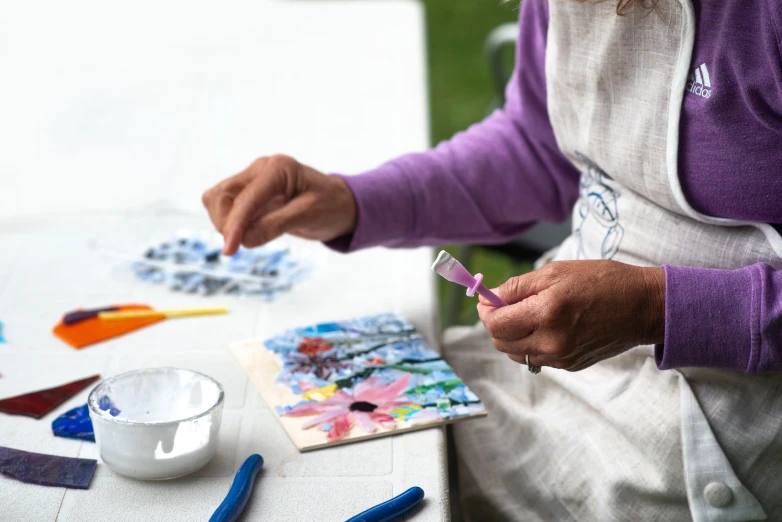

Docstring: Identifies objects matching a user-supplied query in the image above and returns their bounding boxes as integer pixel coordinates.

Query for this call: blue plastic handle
[345,486,425,522]
[209,454,264,522]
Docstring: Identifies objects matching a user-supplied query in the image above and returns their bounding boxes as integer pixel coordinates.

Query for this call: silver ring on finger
[526,354,542,375]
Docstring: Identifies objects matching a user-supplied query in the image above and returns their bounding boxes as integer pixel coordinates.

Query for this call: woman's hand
[477,260,665,371]
[202,155,357,255]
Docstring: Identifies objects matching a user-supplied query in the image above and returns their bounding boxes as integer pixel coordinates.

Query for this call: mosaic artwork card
[129,232,310,300]
[231,313,486,451]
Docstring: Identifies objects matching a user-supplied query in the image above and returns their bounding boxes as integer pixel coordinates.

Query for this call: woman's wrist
[327,175,359,239]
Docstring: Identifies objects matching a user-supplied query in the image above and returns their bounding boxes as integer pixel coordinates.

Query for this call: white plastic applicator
[431,250,508,308]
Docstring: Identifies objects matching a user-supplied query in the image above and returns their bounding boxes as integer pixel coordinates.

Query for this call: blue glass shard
[51,405,95,442]
[51,398,120,442]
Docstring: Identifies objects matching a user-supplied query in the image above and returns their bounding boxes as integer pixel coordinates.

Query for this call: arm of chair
[484,22,519,107]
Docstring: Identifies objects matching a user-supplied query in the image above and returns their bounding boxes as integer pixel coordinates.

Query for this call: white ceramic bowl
[88,367,224,480]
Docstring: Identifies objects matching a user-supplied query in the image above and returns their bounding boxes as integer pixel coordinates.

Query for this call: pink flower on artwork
[283,373,412,441]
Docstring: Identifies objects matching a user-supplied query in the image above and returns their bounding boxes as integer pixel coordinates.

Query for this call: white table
[0,1,446,520]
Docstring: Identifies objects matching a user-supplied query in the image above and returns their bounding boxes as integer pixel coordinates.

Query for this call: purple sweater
[333,0,782,373]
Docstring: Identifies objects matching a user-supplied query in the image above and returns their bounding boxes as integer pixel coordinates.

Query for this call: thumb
[497,272,538,305]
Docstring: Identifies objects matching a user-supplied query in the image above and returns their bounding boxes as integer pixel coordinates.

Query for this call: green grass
[420,1,528,327]
[423,0,518,144]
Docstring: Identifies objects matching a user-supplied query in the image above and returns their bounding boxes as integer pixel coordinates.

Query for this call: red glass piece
[297,337,333,355]
[0,375,100,419]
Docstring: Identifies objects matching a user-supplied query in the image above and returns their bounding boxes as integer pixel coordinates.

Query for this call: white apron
[446,1,782,521]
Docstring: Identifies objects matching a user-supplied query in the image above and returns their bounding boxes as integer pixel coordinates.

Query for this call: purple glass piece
[63,307,120,326]
[0,446,97,489]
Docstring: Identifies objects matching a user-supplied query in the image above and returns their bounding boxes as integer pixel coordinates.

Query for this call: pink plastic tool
[431,251,508,308]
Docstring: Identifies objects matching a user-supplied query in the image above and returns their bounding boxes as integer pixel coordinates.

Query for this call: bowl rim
[87,367,225,427]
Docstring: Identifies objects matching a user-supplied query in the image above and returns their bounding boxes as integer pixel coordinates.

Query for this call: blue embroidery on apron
[574,152,624,260]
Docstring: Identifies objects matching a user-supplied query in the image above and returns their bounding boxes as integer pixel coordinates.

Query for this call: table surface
[0,1,446,520]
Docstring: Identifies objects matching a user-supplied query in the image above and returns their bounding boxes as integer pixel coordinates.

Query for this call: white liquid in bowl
[88,368,224,480]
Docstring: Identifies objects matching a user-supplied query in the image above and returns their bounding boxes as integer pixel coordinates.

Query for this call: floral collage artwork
[250,313,487,450]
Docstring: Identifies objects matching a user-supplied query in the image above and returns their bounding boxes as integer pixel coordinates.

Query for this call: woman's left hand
[477,260,666,372]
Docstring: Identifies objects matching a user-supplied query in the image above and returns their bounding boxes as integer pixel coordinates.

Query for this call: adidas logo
[685,63,712,98]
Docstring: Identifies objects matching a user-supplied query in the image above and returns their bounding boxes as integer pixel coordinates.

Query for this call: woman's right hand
[202,155,358,255]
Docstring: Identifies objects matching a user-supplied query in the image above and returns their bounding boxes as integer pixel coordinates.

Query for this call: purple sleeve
[657,263,782,373]
[325,0,782,377]
[328,0,580,252]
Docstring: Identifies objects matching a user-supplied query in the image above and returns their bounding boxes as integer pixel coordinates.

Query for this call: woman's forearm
[328,0,580,252]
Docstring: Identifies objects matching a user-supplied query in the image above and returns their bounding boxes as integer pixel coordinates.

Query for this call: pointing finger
[222,166,292,255]
[202,168,257,233]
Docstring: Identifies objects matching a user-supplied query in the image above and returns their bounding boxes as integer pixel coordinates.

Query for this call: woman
[203,0,782,519]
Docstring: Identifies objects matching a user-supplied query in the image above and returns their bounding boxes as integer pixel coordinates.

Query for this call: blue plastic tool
[209,454,264,522]
[346,486,425,522]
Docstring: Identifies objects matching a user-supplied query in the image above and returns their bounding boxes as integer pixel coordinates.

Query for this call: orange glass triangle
[53,304,164,349]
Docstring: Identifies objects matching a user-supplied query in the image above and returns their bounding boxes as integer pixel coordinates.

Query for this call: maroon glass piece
[0,375,101,419]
